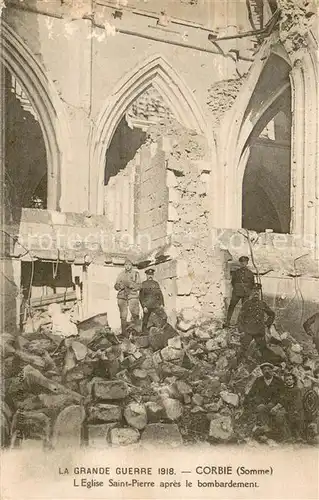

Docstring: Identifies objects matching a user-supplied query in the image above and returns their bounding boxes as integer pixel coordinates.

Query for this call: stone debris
[141,423,183,448]
[110,427,140,446]
[2,308,319,449]
[52,405,85,448]
[124,403,147,430]
[88,404,122,423]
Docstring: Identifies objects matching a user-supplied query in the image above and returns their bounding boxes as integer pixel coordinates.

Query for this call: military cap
[145,268,155,275]
[239,255,249,263]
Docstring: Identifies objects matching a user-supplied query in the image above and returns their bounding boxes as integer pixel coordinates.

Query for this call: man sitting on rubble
[114,259,141,336]
[244,362,287,441]
[139,268,165,333]
[237,283,275,362]
[224,255,255,327]
[303,311,319,354]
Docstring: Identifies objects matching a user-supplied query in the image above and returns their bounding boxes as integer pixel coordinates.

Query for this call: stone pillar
[289,51,319,260]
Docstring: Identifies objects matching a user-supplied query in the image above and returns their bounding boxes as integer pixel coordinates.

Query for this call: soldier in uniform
[114,259,141,336]
[139,268,164,333]
[237,283,275,362]
[224,255,255,327]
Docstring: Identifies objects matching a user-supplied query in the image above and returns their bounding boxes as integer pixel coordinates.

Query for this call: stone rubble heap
[1,308,318,449]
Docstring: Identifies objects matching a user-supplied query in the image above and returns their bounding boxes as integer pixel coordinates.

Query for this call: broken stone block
[89,404,122,423]
[162,397,183,421]
[195,328,211,340]
[135,336,150,349]
[132,369,148,380]
[168,336,182,349]
[175,380,192,396]
[124,403,147,430]
[183,394,192,404]
[291,344,303,353]
[110,427,140,446]
[88,423,116,448]
[176,308,199,332]
[27,339,54,353]
[15,350,46,370]
[216,356,229,371]
[289,351,303,364]
[206,400,222,413]
[149,327,167,351]
[192,393,204,406]
[141,423,182,448]
[145,402,165,422]
[206,339,219,351]
[207,352,218,362]
[38,393,81,413]
[161,346,183,363]
[92,379,129,400]
[152,351,163,366]
[52,405,85,447]
[220,391,239,407]
[209,415,233,441]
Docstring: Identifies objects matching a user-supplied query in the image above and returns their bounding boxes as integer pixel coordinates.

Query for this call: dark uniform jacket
[245,375,285,408]
[139,280,164,310]
[238,297,275,336]
[231,267,255,297]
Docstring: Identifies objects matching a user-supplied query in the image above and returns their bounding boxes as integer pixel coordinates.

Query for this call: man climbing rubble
[114,259,141,336]
[244,363,288,441]
[303,311,319,354]
[224,256,255,327]
[237,283,275,363]
[139,268,165,333]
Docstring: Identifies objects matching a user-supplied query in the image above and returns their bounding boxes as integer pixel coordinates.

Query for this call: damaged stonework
[141,119,227,322]
[207,77,247,129]
[278,0,317,53]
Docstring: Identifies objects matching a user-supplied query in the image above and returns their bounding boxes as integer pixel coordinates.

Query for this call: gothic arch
[90,54,209,214]
[1,21,70,210]
[214,28,318,247]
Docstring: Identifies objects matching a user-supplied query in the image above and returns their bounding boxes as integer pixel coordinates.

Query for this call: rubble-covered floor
[1,307,319,450]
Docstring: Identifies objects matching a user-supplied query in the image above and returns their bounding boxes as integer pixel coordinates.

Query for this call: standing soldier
[114,259,141,336]
[224,255,255,327]
[237,283,275,362]
[139,268,164,333]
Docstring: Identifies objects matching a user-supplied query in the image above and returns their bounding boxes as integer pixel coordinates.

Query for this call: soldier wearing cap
[139,268,164,332]
[224,256,255,327]
[114,259,141,336]
[237,283,275,362]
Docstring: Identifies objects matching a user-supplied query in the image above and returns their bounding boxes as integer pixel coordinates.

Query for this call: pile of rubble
[1,307,319,449]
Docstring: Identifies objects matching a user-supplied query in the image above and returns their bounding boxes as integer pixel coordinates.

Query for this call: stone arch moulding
[214,36,292,230]
[1,20,71,211]
[215,29,319,256]
[90,54,210,214]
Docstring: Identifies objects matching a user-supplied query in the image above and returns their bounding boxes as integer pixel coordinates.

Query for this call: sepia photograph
[0,0,318,498]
